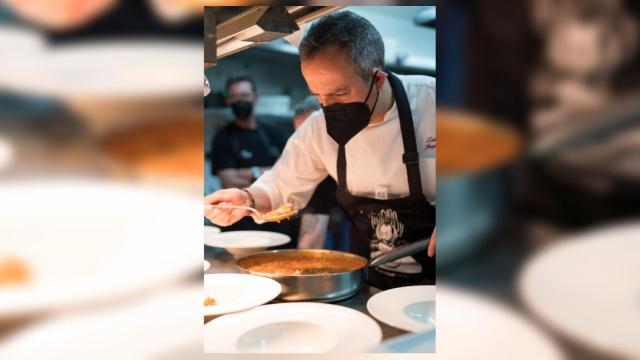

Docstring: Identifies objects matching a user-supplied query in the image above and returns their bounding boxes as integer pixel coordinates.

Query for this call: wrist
[240,188,256,209]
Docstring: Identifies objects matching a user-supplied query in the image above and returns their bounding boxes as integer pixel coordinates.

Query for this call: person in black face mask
[209,75,290,235]
[205,11,436,289]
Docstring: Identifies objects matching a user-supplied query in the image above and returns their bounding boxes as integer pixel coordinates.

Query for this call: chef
[205,10,436,288]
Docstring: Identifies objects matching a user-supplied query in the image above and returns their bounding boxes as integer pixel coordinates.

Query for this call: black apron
[335,72,436,289]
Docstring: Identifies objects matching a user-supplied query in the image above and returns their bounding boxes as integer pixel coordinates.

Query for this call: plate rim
[366,285,436,333]
[203,273,282,316]
[518,222,640,359]
[0,179,200,318]
[204,301,382,353]
[203,230,290,249]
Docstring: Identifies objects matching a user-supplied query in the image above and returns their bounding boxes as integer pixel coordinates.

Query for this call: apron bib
[334,72,436,289]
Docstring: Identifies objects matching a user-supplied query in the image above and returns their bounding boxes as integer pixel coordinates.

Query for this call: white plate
[203,260,210,272]
[519,222,640,359]
[203,225,220,242]
[204,230,290,257]
[203,273,281,317]
[0,25,45,58]
[0,179,200,319]
[0,284,202,359]
[204,302,382,353]
[433,286,563,359]
[367,285,435,333]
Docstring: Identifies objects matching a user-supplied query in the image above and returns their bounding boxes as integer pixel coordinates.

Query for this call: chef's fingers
[215,212,231,227]
[204,207,246,226]
[204,188,245,206]
[204,205,216,219]
[231,209,249,220]
[204,204,233,226]
[204,190,230,205]
[428,229,436,257]
[204,207,223,225]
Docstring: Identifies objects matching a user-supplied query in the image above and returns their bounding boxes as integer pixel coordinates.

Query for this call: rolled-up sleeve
[252,113,329,210]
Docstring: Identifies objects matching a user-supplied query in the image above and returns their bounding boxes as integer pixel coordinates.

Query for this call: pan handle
[369,238,429,268]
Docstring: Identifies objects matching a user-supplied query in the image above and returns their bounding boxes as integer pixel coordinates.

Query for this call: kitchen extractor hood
[204,6,342,69]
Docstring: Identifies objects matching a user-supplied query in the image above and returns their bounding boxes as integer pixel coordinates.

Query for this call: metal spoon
[205,204,298,224]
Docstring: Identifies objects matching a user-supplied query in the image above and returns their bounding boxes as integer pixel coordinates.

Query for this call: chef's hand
[428,228,436,257]
[204,188,251,227]
[4,0,118,31]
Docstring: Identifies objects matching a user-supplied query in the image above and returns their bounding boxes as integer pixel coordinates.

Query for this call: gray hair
[299,10,385,82]
[293,95,321,116]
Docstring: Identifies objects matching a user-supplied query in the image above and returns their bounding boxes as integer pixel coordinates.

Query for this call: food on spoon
[261,203,298,222]
[204,296,217,306]
[0,256,30,286]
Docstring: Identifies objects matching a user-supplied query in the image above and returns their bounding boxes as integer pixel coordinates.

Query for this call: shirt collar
[367,98,398,127]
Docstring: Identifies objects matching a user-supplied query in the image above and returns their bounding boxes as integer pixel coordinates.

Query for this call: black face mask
[231,100,254,120]
[323,70,380,146]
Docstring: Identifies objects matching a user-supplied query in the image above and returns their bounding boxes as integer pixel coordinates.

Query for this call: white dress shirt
[253,74,436,211]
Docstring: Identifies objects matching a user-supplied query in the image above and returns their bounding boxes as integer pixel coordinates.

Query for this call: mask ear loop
[365,70,381,117]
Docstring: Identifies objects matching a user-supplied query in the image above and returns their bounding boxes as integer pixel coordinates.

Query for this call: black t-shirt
[211,121,287,174]
[210,121,291,237]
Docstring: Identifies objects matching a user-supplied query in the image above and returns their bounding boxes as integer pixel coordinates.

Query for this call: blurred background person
[211,75,286,190]
[209,75,293,237]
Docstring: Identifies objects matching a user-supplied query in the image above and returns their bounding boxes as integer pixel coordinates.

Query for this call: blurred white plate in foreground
[0,25,45,57]
[204,302,382,353]
[0,284,202,359]
[203,273,281,316]
[203,225,220,240]
[203,260,210,272]
[0,41,200,98]
[367,285,435,333]
[204,230,290,257]
[519,222,640,359]
[0,180,200,318]
[434,286,563,359]
[0,41,201,132]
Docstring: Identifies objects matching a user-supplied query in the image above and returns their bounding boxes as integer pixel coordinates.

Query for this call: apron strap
[337,145,347,190]
[387,72,423,196]
[336,72,424,195]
